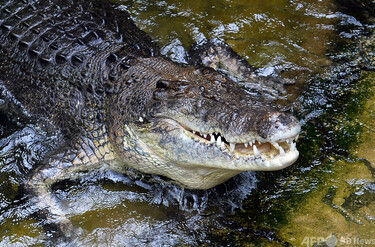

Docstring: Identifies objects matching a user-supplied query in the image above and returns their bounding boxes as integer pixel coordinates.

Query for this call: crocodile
[0,0,300,236]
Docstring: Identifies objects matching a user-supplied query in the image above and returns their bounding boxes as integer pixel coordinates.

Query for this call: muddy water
[0,0,374,246]
[278,72,375,246]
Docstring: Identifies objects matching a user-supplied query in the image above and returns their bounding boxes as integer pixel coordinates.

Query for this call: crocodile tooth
[291,142,296,151]
[217,136,222,147]
[279,146,286,156]
[210,135,215,143]
[203,133,207,139]
[230,143,235,153]
[215,131,218,135]
[235,153,240,159]
[192,130,196,134]
[249,140,253,146]
[194,137,199,142]
[270,154,274,159]
[244,142,248,148]
[286,139,290,144]
[271,142,280,149]
[295,134,299,141]
[220,142,226,151]
[253,145,261,157]
[271,142,286,156]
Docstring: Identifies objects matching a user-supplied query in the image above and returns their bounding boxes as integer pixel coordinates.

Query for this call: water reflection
[0,123,257,245]
[121,0,337,74]
[58,171,257,245]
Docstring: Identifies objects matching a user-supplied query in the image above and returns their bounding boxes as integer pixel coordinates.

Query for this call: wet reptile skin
[0,0,300,191]
[0,1,302,237]
[0,0,157,137]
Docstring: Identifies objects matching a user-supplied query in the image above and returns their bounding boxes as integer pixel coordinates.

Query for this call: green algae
[213,71,375,246]
[278,72,375,246]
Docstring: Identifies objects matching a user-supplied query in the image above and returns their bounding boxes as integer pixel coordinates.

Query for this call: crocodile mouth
[182,126,299,167]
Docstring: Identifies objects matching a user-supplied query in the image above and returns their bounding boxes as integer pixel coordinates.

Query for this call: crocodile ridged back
[0,0,159,137]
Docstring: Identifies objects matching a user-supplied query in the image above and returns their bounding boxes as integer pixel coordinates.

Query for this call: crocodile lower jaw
[182,126,299,169]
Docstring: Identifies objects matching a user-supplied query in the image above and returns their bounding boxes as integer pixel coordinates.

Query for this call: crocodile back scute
[0,0,159,138]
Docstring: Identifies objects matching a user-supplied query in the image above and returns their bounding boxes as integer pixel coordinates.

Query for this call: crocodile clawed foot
[189,38,294,97]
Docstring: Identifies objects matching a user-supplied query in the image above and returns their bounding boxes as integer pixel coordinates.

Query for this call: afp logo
[301,235,338,247]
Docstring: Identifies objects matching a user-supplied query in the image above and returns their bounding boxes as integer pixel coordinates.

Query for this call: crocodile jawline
[182,126,298,161]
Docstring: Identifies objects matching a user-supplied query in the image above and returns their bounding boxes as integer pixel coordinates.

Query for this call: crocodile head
[109,58,300,189]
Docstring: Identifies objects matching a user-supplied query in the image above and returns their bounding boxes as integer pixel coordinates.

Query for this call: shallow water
[0,0,374,246]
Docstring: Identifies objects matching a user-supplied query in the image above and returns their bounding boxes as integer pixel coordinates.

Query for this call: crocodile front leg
[0,80,31,123]
[24,131,117,240]
[190,39,294,96]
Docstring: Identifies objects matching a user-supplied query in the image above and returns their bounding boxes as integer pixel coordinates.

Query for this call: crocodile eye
[156,80,170,89]
[154,80,192,99]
